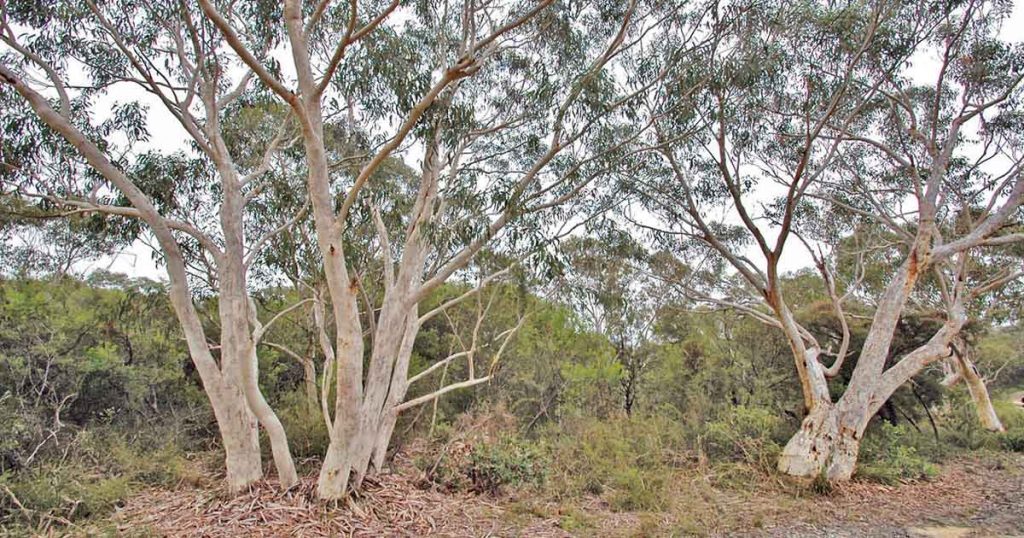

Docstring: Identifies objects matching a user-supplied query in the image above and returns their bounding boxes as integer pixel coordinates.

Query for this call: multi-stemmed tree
[197,0,719,499]
[636,0,1024,480]
[1,1,309,491]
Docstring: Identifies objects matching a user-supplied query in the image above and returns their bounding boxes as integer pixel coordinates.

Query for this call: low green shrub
[413,408,541,494]
[999,429,1024,452]
[466,436,545,494]
[556,505,595,532]
[858,423,938,484]
[0,426,193,529]
[1,464,132,521]
[605,466,668,511]
[419,455,468,492]
[941,394,1001,451]
[991,398,1024,452]
[858,445,938,484]
[701,406,785,471]
[276,390,330,462]
[80,428,197,488]
[543,416,686,511]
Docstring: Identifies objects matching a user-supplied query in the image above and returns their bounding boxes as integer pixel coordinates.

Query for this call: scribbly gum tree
[0,2,304,490]
[639,0,1024,481]
[198,0,710,498]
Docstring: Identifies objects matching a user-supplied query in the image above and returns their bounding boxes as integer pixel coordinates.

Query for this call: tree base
[778,405,858,481]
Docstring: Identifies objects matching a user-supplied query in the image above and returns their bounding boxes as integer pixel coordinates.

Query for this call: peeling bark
[778,402,863,480]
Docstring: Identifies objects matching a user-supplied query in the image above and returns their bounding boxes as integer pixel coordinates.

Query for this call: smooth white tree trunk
[206,380,263,491]
[1,59,281,493]
[172,264,267,492]
[955,351,1005,432]
[315,309,417,498]
[218,270,298,487]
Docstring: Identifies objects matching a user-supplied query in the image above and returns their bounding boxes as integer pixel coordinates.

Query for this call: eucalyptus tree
[0,2,310,490]
[636,0,1024,481]
[830,224,1013,433]
[197,0,712,498]
[0,192,125,278]
[558,230,661,415]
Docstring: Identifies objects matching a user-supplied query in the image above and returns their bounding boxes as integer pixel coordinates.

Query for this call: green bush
[467,436,546,494]
[0,426,194,529]
[0,393,38,473]
[999,426,1024,452]
[276,390,330,461]
[858,445,938,484]
[81,429,198,488]
[858,423,938,484]
[941,394,1001,451]
[701,406,785,471]
[605,467,668,511]
[932,392,1024,454]
[1,464,132,521]
[543,416,686,511]
[992,398,1024,452]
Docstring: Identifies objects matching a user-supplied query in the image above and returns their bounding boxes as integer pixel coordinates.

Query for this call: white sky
[59,1,1024,282]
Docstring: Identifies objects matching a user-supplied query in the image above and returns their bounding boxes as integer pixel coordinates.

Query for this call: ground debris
[111,453,1024,537]
[115,459,516,537]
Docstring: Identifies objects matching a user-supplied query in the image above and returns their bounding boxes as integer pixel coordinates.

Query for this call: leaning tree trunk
[0,66,269,491]
[955,350,1005,432]
[170,267,266,492]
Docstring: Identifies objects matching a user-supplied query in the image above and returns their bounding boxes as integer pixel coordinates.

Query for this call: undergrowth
[0,424,198,533]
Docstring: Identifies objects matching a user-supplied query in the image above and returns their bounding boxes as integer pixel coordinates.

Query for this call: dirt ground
[103,451,1024,537]
[733,455,1024,538]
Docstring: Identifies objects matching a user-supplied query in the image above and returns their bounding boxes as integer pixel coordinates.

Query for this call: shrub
[999,429,1024,452]
[0,426,194,529]
[276,390,330,462]
[989,398,1024,452]
[701,406,785,471]
[858,423,938,484]
[941,394,1000,451]
[1,464,132,522]
[556,505,595,532]
[466,436,546,494]
[544,416,686,511]
[605,467,668,511]
[858,445,938,484]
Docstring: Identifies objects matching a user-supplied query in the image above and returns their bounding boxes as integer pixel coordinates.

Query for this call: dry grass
[106,452,1023,537]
